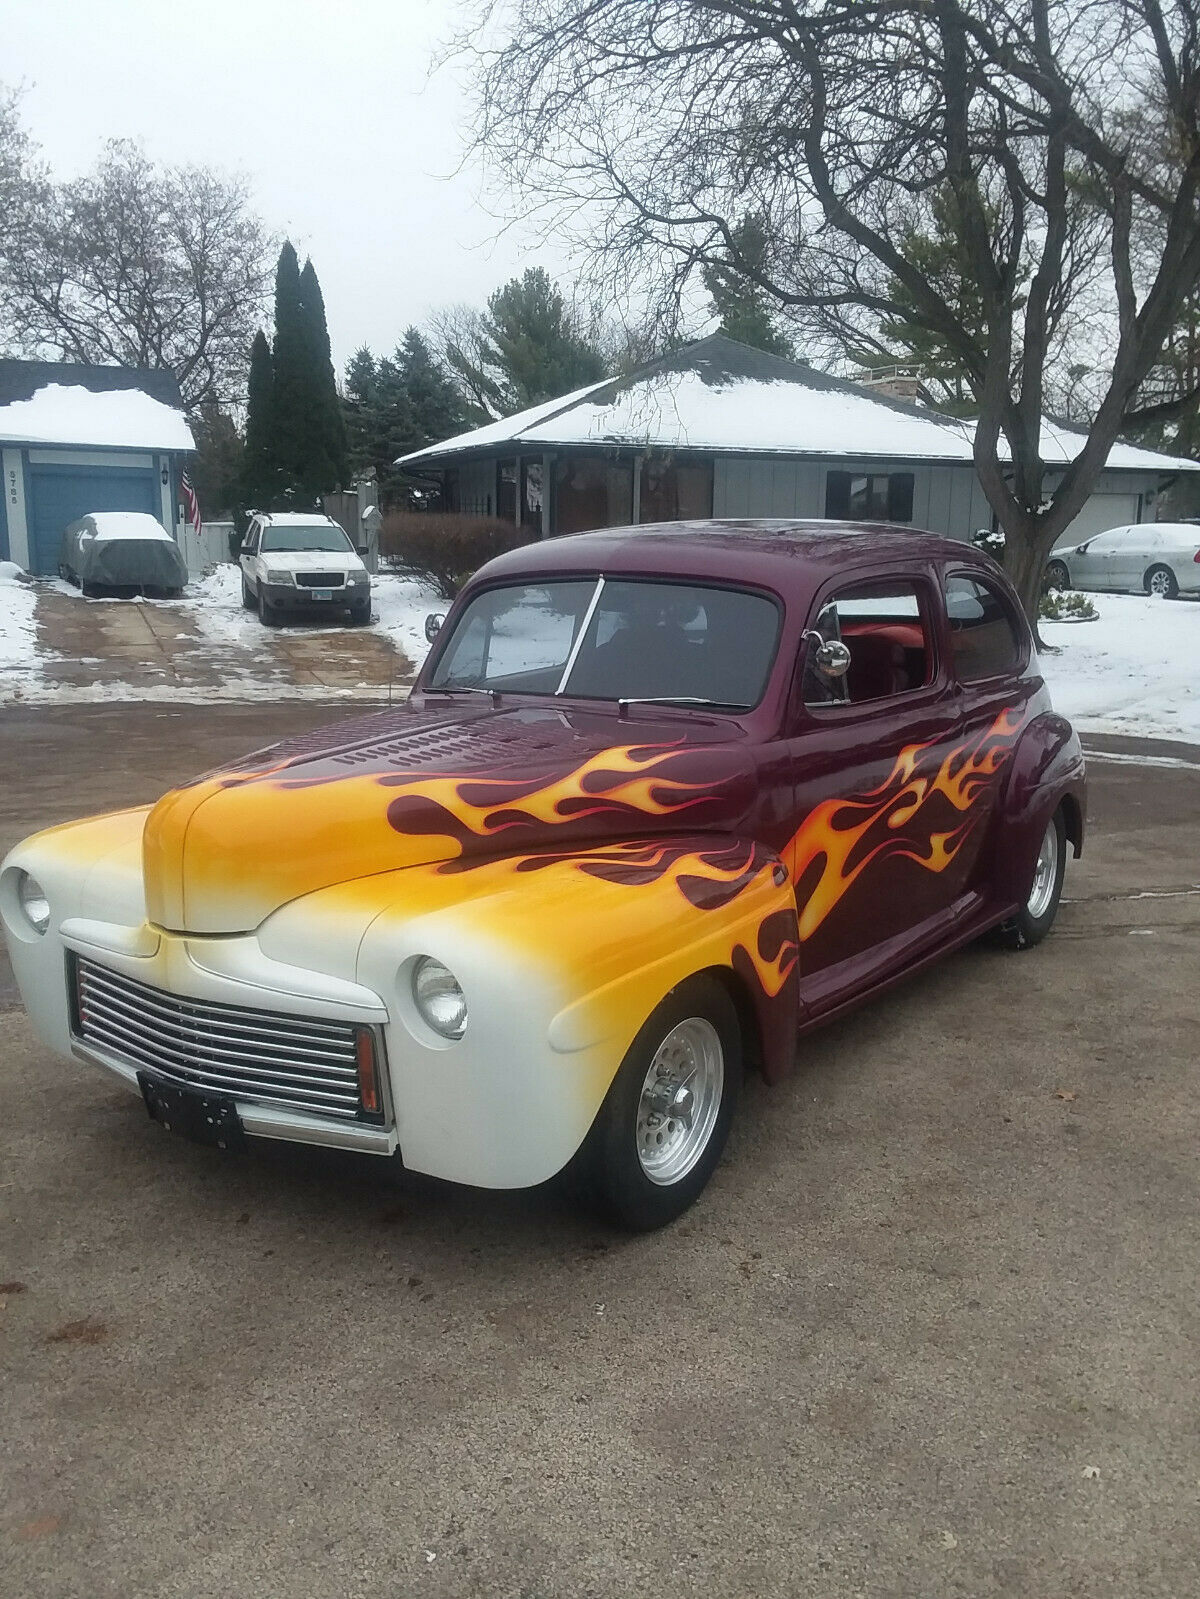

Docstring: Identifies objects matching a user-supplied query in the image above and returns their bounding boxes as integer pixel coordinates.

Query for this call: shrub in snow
[1040,588,1098,622]
[971,527,1006,562]
[381,513,535,601]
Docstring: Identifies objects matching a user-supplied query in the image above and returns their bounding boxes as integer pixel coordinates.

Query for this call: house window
[497,460,517,522]
[639,456,713,523]
[825,471,915,524]
[554,456,633,534]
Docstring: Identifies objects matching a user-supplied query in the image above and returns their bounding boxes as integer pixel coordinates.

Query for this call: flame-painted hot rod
[0,523,1085,1228]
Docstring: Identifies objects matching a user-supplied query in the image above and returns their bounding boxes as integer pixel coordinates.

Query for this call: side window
[246,523,260,555]
[825,471,915,524]
[944,575,1023,682]
[802,579,933,708]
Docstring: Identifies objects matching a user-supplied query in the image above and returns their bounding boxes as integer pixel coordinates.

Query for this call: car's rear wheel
[993,807,1067,950]
[1045,558,1071,590]
[1145,564,1179,600]
[582,974,742,1231]
[241,575,256,610]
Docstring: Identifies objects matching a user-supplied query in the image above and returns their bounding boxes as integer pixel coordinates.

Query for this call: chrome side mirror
[424,612,446,643]
[803,630,852,679]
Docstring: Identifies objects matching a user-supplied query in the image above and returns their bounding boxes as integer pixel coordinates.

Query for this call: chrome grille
[73,958,367,1120]
[294,570,344,588]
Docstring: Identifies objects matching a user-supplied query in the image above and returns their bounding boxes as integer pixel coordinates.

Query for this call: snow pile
[0,562,38,673]
[1040,593,1200,743]
[371,568,444,668]
[0,384,194,452]
[83,512,173,543]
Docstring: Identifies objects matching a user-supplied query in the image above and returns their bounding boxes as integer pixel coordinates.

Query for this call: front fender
[260,833,800,1187]
[992,711,1087,911]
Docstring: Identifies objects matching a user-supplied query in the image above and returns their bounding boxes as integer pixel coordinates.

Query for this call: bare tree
[461,0,1200,628]
[1,138,273,410]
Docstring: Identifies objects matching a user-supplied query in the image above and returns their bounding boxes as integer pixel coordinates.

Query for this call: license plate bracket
[138,1073,246,1151]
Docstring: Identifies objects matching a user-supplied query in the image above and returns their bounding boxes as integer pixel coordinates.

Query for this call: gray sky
[6,0,570,369]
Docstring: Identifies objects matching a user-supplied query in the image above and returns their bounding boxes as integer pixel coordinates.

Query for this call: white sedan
[1047,522,1200,599]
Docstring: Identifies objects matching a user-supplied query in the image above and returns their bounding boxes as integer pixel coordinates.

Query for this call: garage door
[1053,493,1141,551]
[27,465,160,575]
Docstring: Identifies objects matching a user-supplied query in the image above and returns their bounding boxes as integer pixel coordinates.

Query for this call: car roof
[477,519,999,599]
[253,511,343,527]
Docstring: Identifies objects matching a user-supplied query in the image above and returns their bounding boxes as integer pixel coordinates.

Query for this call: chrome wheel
[1027,819,1060,920]
[636,1017,724,1186]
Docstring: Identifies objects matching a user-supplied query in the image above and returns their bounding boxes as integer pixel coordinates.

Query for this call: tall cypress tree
[298,258,346,496]
[268,242,307,502]
[241,329,277,509]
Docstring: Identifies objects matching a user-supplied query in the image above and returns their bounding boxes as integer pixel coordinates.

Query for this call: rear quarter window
[944,574,1025,682]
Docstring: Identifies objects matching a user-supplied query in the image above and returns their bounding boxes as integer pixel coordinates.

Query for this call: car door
[240,521,261,592]
[779,569,967,1016]
[1072,527,1124,590]
[942,568,1040,890]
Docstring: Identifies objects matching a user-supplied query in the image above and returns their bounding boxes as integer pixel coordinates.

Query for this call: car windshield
[427,577,782,710]
[261,524,353,553]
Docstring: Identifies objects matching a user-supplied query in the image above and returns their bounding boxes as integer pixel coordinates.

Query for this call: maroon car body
[406,520,1086,1056]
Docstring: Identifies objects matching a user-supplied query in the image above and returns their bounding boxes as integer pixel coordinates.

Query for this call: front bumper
[261,580,369,612]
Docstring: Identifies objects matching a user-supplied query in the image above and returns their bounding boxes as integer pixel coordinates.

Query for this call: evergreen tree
[400,328,468,451]
[445,268,606,418]
[298,256,347,492]
[343,329,469,507]
[701,215,794,358]
[190,403,244,518]
[241,329,277,509]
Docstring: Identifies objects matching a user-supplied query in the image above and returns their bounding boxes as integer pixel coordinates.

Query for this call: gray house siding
[715,455,987,540]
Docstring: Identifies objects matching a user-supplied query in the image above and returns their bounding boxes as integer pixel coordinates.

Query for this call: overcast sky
[5,0,573,370]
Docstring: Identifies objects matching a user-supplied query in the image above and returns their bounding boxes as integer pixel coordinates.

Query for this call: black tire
[80,580,97,599]
[349,600,371,626]
[1045,558,1071,590]
[241,575,256,610]
[581,973,742,1231]
[992,807,1067,950]
[1145,563,1179,600]
[258,591,278,627]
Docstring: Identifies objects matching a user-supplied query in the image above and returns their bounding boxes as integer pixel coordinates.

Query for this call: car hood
[258,549,365,575]
[142,701,760,933]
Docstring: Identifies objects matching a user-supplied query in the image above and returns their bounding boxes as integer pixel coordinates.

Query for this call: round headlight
[411,956,467,1040]
[17,870,50,935]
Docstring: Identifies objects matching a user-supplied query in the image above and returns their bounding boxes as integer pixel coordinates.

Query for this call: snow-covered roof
[399,335,1200,476]
[79,512,172,543]
[255,511,344,526]
[400,338,975,467]
[0,382,194,452]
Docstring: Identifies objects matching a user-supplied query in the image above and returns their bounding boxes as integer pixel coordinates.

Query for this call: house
[397,335,1199,544]
[0,360,195,575]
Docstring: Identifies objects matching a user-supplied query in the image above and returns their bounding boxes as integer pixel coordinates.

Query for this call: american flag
[181,470,202,534]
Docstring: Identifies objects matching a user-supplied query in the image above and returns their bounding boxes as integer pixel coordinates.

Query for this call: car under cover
[62,513,187,589]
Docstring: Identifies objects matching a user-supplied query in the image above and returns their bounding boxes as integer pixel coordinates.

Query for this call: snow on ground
[1039,592,1200,744]
[1,562,443,705]
[0,563,38,673]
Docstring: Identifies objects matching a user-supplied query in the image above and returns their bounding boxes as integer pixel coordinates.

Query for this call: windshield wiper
[616,696,747,718]
[425,684,503,706]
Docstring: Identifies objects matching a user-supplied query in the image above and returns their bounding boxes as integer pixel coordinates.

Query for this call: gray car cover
[62,515,188,590]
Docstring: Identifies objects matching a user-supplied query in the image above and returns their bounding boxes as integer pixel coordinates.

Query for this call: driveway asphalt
[1,706,1198,1599]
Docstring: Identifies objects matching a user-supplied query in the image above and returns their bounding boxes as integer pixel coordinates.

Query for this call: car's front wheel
[993,807,1067,950]
[258,591,278,627]
[583,974,742,1231]
[349,599,371,626]
[1145,563,1179,600]
[241,574,256,610]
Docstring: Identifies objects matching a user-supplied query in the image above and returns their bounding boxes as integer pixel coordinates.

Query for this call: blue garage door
[28,465,161,575]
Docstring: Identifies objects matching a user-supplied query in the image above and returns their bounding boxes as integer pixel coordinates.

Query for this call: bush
[380,512,535,602]
[1039,588,1098,622]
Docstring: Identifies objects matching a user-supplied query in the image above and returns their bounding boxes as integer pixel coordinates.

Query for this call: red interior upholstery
[840,620,928,702]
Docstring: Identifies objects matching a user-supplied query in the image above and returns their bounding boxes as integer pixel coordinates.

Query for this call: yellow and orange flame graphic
[789,707,1026,941]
